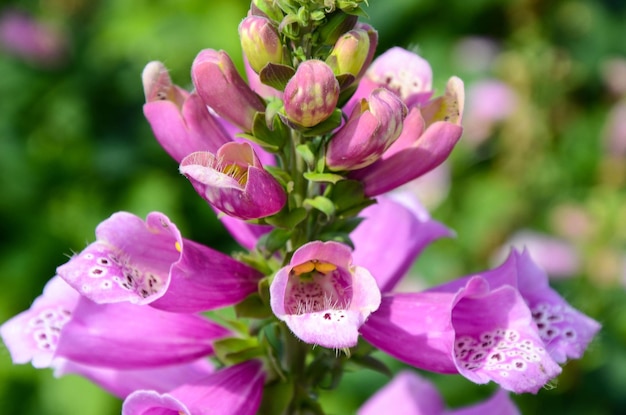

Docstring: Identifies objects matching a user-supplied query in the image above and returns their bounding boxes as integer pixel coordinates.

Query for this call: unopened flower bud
[327,88,407,171]
[142,61,231,163]
[326,28,370,78]
[239,15,283,73]
[192,49,266,132]
[283,60,339,127]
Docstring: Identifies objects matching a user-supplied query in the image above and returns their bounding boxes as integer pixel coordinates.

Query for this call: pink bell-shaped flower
[270,241,381,349]
[180,142,286,220]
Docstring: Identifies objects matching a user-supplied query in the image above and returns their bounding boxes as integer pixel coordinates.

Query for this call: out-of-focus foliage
[0,0,624,414]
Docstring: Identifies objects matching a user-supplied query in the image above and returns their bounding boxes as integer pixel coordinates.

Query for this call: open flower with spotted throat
[55,211,263,313]
[0,276,229,378]
[345,192,599,393]
[359,371,520,415]
[180,141,286,220]
[269,241,381,349]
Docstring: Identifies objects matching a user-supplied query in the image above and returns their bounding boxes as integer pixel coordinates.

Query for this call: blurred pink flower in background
[0,9,67,67]
[493,230,580,279]
[463,79,518,145]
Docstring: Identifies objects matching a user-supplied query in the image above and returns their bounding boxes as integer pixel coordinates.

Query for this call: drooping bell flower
[326,88,407,171]
[180,142,286,220]
[351,192,454,293]
[283,60,340,127]
[360,274,562,393]
[358,371,520,415]
[56,211,262,313]
[350,77,464,196]
[142,61,232,163]
[434,249,601,365]
[122,360,265,415]
[0,276,79,369]
[1,276,229,371]
[192,49,266,132]
[270,241,381,348]
[239,15,283,73]
[345,47,434,115]
[54,297,228,370]
[54,358,214,399]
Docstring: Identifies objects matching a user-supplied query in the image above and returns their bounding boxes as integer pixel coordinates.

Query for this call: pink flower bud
[142,61,231,162]
[192,49,266,132]
[180,142,286,220]
[239,15,283,73]
[327,88,407,171]
[283,60,340,127]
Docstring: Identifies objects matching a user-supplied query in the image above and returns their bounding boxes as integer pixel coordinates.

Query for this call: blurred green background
[1,0,625,414]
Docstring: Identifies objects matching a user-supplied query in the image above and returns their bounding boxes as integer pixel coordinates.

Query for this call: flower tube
[142,61,232,162]
[122,360,265,415]
[192,49,266,132]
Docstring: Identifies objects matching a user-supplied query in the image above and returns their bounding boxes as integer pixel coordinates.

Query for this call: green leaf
[259,62,295,91]
[287,108,343,137]
[258,380,294,415]
[257,227,292,255]
[303,172,345,184]
[213,337,262,365]
[348,355,393,377]
[296,144,316,167]
[250,111,287,149]
[264,206,307,229]
[234,293,272,319]
[303,196,336,217]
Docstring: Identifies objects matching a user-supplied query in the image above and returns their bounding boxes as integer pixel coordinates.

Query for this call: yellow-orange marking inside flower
[292,260,337,276]
[175,241,182,252]
[221,163,249,186]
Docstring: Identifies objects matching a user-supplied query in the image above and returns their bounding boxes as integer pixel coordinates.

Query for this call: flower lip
[270,241,381,348]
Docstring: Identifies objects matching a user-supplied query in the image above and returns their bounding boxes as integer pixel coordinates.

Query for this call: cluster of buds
[1,1,599,414]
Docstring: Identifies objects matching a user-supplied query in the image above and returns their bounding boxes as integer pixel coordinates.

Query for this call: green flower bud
[239,15,284,73]
[326,28,370,78]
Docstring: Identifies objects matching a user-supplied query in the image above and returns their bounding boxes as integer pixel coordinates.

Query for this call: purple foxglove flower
[192,49,266,132]
[122,360,265,415]
[435,250,601,364]
[283,60,340,127]
[180,142,286,220]
[54,358,213,399]
[345,47,433,114]
[55,296,228,369]
[358,371,520,415]
[270,241,381,348]
[350,77,464,196]
[327,88,407,171]
[360,275,562,393]
[1,276,228,371]
[326,28,371,78]
[351,193,454,292]
[464,79,518,145]
[1,276,78,368]
[239,15,283,73]
[142,61,232,163]
[56,211,262,312]
[494,230,580,279]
